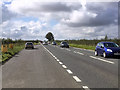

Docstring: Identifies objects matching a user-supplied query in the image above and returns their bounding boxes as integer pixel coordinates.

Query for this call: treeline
[56,39,120,46]
[2,38,41,44]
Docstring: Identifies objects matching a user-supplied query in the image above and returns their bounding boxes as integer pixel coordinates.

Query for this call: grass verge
[69,44,95,50]
[1,44,25,64]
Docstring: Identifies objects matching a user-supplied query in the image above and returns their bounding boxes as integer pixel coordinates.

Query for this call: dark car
[25,42,34,49]
[52,41,57,45]
[60,41,69,48]
[95,42,120,58]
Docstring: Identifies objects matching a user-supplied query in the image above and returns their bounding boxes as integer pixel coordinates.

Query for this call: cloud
[7,0,81,15]
[2,20,48,40]
[62,2,118,27]
[52,23,118,40]
[2,4,18,23]
[2,1,118,40]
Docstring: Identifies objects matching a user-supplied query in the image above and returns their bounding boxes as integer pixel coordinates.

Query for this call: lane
[2,45,81,88]
[45,45,118,88]
[52,45,118,64]
[70,46,119,64]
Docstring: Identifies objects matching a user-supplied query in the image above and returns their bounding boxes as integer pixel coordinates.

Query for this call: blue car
[95,42,120,58]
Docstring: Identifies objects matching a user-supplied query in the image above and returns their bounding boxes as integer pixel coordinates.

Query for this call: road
[2,44,119,89]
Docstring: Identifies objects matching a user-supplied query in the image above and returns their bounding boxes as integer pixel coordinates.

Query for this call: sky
[1,0,119,40]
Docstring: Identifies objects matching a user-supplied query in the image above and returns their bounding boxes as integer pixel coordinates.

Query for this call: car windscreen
[104,43,119,47]
[62,42,68,45]
[26,43,33,45]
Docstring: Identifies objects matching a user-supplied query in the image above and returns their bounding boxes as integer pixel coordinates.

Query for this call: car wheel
[95,51,98,56]
[103,52,107,58]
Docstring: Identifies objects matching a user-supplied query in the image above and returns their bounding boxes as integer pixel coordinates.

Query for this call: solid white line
[59,62,63,65]
[73,76,81,82]
[90,56,114,64]
[82,86,89,89]
[66,69,73,74]
[62,65,67,68]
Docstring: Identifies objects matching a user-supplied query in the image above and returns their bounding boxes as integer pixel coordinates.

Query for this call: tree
[45,32,54,41]
[104,35,108,40]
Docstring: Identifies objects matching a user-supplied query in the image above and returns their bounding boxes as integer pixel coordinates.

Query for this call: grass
[69,44,96,50]
[1,43,25,63]
[33,42,40,45]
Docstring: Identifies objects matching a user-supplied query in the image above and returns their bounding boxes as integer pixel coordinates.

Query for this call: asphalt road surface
[2,44,119,89]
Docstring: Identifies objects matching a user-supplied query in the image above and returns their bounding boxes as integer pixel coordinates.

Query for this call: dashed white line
[77,52,84,55]
[90,56,114,64]
[56,59,60,62]
[66,49,71,51]
[82,86,89,89]
[73,76,81,82]
[62,65,67,69]
[66,69,73,74]
[74,51,84,55]
[59,62,63,65]
[74,51,77,53]
[54,57,57,60]
[41,44,90,89]
[73,47,94,52]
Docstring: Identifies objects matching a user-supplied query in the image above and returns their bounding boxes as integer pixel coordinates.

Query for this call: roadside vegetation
[56,36,120,50]
[1,38,40,64]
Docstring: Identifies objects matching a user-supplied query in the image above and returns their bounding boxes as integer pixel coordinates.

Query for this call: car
[43,41,48,45]
[52,41,57,45]
[95,42,120,58]
[60,41,69,48]
[25,42,34,49]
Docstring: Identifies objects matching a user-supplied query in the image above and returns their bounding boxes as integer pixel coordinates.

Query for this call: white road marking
[73,47,94,52]
[59,62,63,65]
[77,52,84,55]
[90,56,114,64]
[54,57,57,60]
[82,86,89,89]
[41,44,90,89]
[66,49,71,51]
[66,69,73,74]
[62,65,67,69]
[56,59,60,62]
[74,51,84,55]
[73,76,81,82]
[74,51,77,53]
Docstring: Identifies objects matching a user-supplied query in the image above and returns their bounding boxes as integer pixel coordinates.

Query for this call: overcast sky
[1,0,119,40]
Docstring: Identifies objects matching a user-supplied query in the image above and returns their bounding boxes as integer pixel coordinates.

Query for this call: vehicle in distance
[52,41,57,45]
[95,42,120,58]
[43,41,48,45]
[25,42,34,49]
[60,41,69,48]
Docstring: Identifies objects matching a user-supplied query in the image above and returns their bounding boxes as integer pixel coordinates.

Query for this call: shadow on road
[107,56,120,59]
[25,48,39,50]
